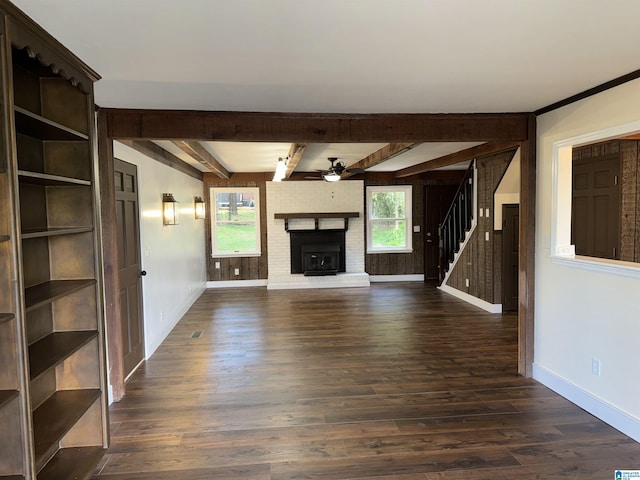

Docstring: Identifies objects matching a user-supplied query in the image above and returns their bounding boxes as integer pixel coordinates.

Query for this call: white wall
[536,78,640,441]
[494,149,520,230]
[113,142,207,358]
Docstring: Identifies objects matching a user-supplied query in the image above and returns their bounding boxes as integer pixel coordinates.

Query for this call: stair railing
[438,160,476,281]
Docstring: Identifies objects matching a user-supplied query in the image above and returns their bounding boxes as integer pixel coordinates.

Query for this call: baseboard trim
[438,284,502,313]
[370,274,425,282]
[533,363,640,443]
[207,280,268,288]
[267,273,370,290]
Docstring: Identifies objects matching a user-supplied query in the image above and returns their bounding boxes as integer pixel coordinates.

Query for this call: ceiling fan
[314,157,365,182]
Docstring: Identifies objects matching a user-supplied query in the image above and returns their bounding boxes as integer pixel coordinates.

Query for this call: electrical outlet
[592,358,601,376]
[465,278,469,287]
[486,208,490,218]
[479,208,484,217]
[234,268,240,276]
[485,231,489,241]
[215,261,220,269]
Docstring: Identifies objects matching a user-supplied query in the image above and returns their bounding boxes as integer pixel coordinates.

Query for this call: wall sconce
[194,196,206,219]
[162,193,179,225]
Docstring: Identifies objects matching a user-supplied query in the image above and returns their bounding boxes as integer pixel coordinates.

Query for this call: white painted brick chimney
[266,181,369,289]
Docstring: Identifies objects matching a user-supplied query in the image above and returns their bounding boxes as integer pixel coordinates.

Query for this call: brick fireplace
[265,181,369,289]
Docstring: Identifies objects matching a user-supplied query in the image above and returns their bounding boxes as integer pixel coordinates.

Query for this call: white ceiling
[12,0,640,175]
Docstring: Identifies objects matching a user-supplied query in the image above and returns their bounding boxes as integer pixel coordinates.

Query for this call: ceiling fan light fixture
[273,156,288,182]
[323,172,341,182]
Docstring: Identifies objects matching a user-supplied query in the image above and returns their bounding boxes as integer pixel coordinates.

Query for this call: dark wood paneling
[447,150,516,303]
[493,230,503,305]
[104,109,530,143]
[620,141,639,262]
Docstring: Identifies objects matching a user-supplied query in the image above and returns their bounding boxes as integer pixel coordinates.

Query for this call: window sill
[367,248,413,255]
[212,252,262,258]
[549,254,640,279]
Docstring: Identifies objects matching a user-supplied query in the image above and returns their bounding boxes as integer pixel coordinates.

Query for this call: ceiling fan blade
[346,168,365,173]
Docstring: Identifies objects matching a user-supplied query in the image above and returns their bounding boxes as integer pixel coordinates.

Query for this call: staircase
[438,161,476,283]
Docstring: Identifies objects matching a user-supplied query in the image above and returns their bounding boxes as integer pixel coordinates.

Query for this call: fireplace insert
[289,229,345,275]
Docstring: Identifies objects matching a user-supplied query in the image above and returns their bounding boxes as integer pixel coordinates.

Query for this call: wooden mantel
[274,212,359,232]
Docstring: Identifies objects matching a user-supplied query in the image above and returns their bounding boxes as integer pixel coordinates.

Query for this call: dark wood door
[424,185,458,280]
[572,155,620,259]
[502,204,519,312]
[114,158,145,379]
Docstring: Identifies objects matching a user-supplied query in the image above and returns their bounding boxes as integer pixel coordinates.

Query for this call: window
[211,187,260,257]
[366,185,412,253]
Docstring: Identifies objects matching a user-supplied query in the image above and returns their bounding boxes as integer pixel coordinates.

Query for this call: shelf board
[0,313,14,325]
[29,331,97,380]
[0,390,19,409]
[14,106,88,141]
[274,212,359,232]
[274,212,360,219]
[32,390,100,472]
[37,446,104,480]
[18,170,91,187]
[0,234,9,243]
[24,279,95,312]
[22,227,93,239]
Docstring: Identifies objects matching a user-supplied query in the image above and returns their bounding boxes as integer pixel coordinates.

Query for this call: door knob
[138,270,147,277]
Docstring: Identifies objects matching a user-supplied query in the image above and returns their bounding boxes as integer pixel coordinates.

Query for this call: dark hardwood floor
[92,283,640,479]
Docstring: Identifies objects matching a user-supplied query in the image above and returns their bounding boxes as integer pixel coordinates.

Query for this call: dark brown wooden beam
[172,140,230,179]
[394,141,520,178]
[119,140,203,181]
[104,109,530,143]
[97,110,125,402]
[285,143,306,178]
[518,115,536,377]
[341,142,417,178]
[202,172,272,183]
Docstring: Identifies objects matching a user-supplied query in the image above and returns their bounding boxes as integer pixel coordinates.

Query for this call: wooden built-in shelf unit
[0,1,109,478]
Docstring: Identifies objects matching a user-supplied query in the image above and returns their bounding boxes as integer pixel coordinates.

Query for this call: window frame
[366,185,413,254]
[210,187,261,258]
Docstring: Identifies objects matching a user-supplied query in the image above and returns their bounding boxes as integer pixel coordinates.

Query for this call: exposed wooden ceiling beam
[172,140,230,179]
[341,142,418,178]
[285,143,307,178]
[119,140,203,180]
[105,109,530,143]
[394,141,520,178]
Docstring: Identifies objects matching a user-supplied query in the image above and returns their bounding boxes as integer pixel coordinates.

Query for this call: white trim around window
[210,187,261,257]
[366,185,413,254]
